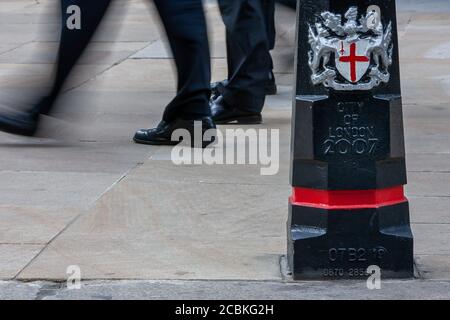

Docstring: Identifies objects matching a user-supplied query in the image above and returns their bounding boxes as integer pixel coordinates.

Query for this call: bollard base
[287,200,414,280]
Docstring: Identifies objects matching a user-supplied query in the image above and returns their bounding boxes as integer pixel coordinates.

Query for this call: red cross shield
[335,39,371,83]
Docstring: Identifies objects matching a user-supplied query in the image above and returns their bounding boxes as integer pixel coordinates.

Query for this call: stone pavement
[0,0,450,299]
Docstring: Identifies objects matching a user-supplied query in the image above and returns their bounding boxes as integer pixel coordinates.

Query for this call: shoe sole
[214,115,263,125]
[133,138,180,146]
[0,124,37,137]
[133,138,215,149]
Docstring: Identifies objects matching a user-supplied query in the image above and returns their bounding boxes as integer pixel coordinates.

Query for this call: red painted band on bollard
[291,186,407,209]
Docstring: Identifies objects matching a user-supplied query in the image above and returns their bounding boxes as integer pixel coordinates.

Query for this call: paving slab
[401,61,450,106]
[127,159,289,187]
[415,255,450,280]
[76,59,177,93]
[0,281,42,300]
[131,40,173,59]
[407,172,450,197]
[17,178,286,280]
[0,42,148,65]
[3,279,450,300]
[0,63,110,91]
[0,244,43,279]
[404,107,450,154]
[0,0,449,289]
[0,141,154,174]
[0,170,122,209]
[0,44,23,56]
[413,224,450,255]
[398,0,450,12]
[0,206,79,245]
[47,91,185,119]
[407,153,450,172]
[409,196,450,224]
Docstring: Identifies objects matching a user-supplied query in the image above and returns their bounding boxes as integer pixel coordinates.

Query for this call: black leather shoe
[0,110,39,137]
[211,96,262,125]
[134,117,216,148]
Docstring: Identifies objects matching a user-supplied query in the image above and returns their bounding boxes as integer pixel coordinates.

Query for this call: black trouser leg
[263,0,276,51]
[153,0,211,122]
[33,0,211,122]
[33,0,112,115]
[275,0,296,9]
[263,0,276,72]
[217,0,271,113]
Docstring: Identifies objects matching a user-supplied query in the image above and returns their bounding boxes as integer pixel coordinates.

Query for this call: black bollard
[287,0,414,280]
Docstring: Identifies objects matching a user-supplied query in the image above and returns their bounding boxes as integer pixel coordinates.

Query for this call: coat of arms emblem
[308,6,393,91]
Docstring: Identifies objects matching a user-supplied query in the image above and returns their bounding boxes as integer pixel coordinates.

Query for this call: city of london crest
[308,6,393,91]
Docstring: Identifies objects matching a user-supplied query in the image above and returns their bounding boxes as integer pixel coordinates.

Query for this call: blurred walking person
[0,0,215,147]
[210,0,276,125]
